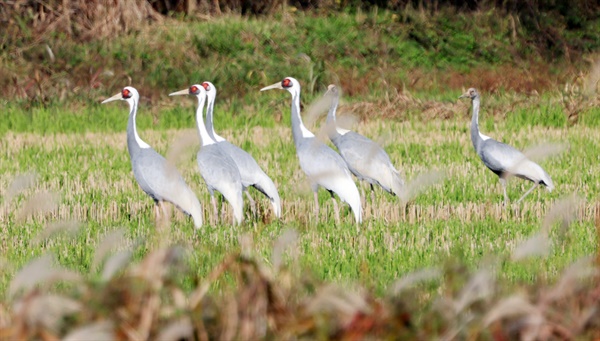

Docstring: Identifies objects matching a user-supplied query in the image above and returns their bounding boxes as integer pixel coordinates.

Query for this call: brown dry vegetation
[0,210,599,339]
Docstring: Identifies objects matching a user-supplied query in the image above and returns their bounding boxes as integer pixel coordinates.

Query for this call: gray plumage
[203,81,281,218]
[325,84,404,200]
[261,77,362,224]
[101,86,203,228]
[170,84,244,225]
[460,87,554,204]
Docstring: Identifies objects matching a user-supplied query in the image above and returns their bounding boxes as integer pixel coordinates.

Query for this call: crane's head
[169,84,207,98]
[202,81,217,102]
[325,84,339,97]
[101,86,139,105]
[260,77,300,96]
[459,88,479,100]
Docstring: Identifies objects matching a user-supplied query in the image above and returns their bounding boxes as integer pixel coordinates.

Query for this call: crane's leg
[370,184,376,205]
[327,190,341,224]
[331,196,340,225]
[154,203,160,224]
[245,191,257,218]
[516,183,539,204]
[499,178,509,206]
[159,201,169,223]
[360,185,366,207]
[211,195,218,225]
[313,191,320,222]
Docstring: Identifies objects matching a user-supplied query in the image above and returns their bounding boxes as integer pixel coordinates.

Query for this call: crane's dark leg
[499,178,509,206]
[329,190,340,224]
[516,183,539,204]
[370,184,376,205]
[245,191,257,218]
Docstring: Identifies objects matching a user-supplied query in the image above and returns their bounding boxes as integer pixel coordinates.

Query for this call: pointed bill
[260,82,283,91]
[169,89,189,96]
[458,90,470,99]
[101,92,123,104]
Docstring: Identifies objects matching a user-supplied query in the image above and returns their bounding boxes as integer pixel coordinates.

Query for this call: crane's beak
[169,89,189,96]
[101,92,123,104]
[458,91,469,99]
[260,82,283,92]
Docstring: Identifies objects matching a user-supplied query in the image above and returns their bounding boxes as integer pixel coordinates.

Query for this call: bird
[460,87,554,205]
[324,84,405,204]
[101,86,203,228]
[170,84,244,225]
[261,77,362,224]
[202,81,281,219]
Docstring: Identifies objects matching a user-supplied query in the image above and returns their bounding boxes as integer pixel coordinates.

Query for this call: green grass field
[1,87,598,298]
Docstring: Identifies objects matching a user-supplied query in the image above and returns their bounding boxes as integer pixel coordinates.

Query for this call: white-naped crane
[202,81,281,219]
[460,87,554,205]
[261,77,362,224]
[324,84,405,204]
[102,86,203,228]
[170,84,244,225]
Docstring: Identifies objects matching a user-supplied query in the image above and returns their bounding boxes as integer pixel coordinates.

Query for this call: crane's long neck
[205,93,225,142]
[470,95,484,153]
[326,94,342,141]
[126,98,151,156]
[195,96,215,146]
[290,89,315,148]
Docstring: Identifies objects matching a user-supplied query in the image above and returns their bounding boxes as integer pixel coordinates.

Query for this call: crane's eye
[122,88,131,98]
[282,78,291,88]
[190,85,199,94]
[202,82,210,91]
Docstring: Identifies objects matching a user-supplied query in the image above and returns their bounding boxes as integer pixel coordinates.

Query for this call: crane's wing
[197,145,242,193]
[297,138,352,187]
[478,139,527,175]
[217,140,266,187]
[133,149,199,209]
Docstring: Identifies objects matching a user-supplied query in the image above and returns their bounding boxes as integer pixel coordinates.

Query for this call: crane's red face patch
[202,82,210,91]
[282,78,292,88]
[122,88,131,98]
[190,85,199,94]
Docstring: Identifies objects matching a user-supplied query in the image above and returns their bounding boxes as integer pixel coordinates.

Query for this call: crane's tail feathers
[173,190,204,228]
[228,191,244,225]
[252,174,282,218]
[347,187,362,224]
[509,158,554,193]
[390,171,405,198]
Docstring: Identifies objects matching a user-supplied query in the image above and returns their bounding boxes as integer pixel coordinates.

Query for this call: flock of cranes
[101,78,554,228]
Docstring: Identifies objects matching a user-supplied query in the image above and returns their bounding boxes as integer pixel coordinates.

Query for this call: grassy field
[1,86,598,298]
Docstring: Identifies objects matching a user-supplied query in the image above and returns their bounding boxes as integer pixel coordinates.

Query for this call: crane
[460,87,554,205]
[324,84,405,204]
[202,81,281,219]
[261,77,362,224]
[170,84,244,225]
[101,86,203,228]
